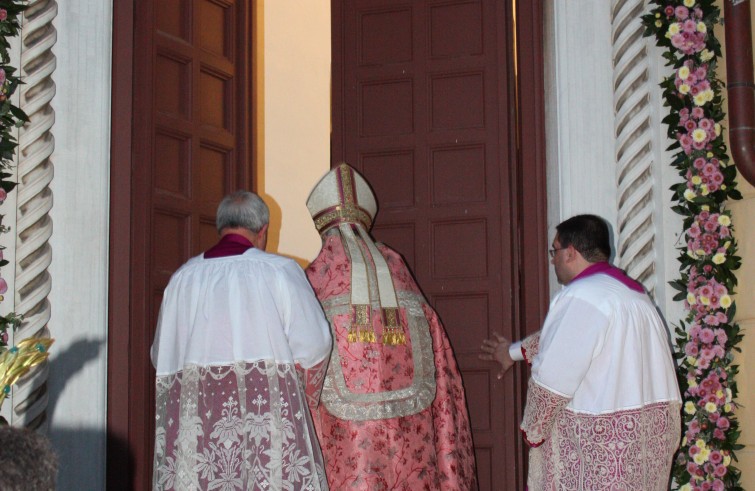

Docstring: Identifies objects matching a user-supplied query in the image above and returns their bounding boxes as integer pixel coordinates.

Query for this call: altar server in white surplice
[481,214,682,491]
[151,191,332,491]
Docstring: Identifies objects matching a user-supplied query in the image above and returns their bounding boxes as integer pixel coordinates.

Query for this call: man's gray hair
[216,190,270,233]
[0,426,58,490]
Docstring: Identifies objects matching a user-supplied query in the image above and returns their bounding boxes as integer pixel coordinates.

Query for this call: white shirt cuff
[509,341,524,361]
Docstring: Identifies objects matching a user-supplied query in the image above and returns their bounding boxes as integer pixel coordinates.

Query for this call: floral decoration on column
[0,1,52,425]
[642,1,744,490]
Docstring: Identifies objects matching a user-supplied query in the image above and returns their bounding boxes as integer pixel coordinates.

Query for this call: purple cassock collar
[203,233,254,259]
[570,261,645,293]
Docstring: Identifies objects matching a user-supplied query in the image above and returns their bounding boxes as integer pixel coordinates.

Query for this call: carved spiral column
[612,0,657,296]
[11,0,57,429]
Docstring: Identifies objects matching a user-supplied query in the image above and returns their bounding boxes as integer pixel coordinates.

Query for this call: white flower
[693,449,709,465]
[678,66,690,80]
[697,22,707,33]
[701,49,714,62]
[720,295,732,308]
[692,128,707,142]
[712,252,726,264]
[684,401,697,414]
[693,93,708,106]
[668,23,681,36]
[684,189,697,201]
[718,214,731,226]
[679,83,691,95]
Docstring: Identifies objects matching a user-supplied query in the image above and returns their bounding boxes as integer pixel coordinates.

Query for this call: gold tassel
[359,328,376,343]
[381,308,405,345]
[350,305,375,344]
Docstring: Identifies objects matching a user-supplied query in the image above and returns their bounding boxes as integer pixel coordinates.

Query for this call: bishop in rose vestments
[304,164,477,490]
[483,214,681,491]
[151,191,332,491]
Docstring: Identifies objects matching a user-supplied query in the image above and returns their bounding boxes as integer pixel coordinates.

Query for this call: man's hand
[479,333,515,379]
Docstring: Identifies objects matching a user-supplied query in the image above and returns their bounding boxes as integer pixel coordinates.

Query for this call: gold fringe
[381,308,405,345]
[382,327,406,346]
[347,330,358,344]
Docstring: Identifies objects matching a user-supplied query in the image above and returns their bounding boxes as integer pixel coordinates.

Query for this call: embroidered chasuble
[151,241,332,491]
[304,164,477,490]
[510,267,682,491]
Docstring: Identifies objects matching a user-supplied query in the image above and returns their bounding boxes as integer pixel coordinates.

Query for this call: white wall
[47,1,112,489]
[257,1,331,266]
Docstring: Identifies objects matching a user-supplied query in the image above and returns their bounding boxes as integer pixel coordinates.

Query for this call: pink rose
[0,277,7,295]
[699,328,715,344]
[715,330,728,345]
[0,188,7,203]
[0,9,7,22]
[685,342,699,356]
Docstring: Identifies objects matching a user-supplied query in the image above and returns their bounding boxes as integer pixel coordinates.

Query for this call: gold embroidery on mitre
[381,307,405,345]
[339,165,356,205]
[313,205,372,234]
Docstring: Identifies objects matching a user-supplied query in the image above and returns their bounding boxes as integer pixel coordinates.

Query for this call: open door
[331,1,548,488]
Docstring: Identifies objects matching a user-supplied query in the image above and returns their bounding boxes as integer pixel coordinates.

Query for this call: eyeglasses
[548,247,566,258]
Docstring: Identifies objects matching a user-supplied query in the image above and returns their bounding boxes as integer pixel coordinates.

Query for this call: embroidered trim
[520,378,570,447]
[521,332,540,366]
[318,291,436,420]
[313,204,373,233]
[526,401,682,491]
[153,360,328,491]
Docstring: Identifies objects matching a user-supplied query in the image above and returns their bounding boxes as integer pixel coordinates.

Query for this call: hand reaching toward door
[479,332,514,379]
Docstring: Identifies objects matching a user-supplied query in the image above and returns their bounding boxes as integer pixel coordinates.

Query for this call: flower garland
[642,1,744,490]
[0,0,32,424]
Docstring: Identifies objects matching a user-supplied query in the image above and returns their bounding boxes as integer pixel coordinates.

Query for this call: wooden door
[331,1,548,489]
[109,1,253,488]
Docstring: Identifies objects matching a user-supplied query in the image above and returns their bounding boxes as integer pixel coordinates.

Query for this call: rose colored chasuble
[511,263,682,491]
[306,237,477,490]
[304,164,476,491]
[151,233,332,491]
